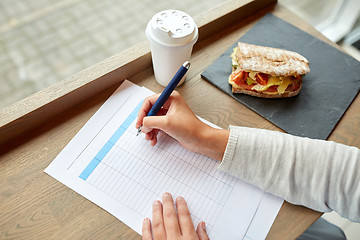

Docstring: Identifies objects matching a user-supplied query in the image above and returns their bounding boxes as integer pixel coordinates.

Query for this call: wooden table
[1,0,359,239]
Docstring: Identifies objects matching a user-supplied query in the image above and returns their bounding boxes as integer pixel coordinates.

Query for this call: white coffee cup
[146,10,198,87]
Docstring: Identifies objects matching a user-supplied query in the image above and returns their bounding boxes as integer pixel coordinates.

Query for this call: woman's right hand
[135,91,229,161]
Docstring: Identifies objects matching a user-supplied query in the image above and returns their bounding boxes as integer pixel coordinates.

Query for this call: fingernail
[162,192,171,198]
[153,200,161,206]
[176,196,184,202]
[143,218,149,223]
[201,222,206,232]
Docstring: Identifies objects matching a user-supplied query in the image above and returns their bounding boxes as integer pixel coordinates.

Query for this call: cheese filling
[231,71,298,94]
[251,76,293,94]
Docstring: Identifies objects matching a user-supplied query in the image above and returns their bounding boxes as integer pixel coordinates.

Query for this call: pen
[137,61,190,136]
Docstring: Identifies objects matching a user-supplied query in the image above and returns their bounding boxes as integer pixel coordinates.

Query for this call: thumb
[142,115,168,134]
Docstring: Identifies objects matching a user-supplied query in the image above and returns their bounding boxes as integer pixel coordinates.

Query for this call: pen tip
[136,127,141,136]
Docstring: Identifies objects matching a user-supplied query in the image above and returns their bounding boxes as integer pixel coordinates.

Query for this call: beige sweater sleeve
[219,126,360,222]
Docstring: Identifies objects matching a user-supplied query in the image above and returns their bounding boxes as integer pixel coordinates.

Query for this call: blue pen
[137,61,190,136]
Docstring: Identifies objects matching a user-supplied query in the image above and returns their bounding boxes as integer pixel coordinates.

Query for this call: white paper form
[45,80,283,240]
[244,193,283,240]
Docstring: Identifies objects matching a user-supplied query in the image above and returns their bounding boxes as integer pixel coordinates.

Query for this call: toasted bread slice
[234,42,310,77]
[232,87,301,98]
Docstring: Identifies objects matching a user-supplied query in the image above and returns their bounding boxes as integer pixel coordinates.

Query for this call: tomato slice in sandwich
[239,82,256,90]
[264,85,278,92]
[231,71,248,85]
[286,81,300,91]
[256,73,268,85]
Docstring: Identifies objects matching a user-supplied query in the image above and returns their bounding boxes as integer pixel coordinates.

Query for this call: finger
[196,222,209,240]
[145,131,155,141]
[150,129,160,146]
[142,116,168,134]
[136,94,161,128]
[157,107,168,116]
[144,128,160,139]
[144,131,159,146]
[142,218,153,240]
[152,201,166,240]
[176,196,196,236]
[162,192,181,237]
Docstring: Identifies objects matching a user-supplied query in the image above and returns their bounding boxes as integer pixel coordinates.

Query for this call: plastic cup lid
[146,10,198,46]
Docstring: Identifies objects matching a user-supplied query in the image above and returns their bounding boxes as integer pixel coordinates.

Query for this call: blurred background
[0,0,360,111]
[0,0,359,238]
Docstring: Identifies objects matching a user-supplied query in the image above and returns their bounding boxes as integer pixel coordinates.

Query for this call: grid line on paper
[134,132,236,190]
[108,143,234,207]
[94,143,229,208]
[67,95,132,170]
[79,100,143,180]
[85,161,157,207]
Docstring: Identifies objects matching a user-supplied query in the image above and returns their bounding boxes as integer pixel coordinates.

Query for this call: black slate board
[201,14,360,140]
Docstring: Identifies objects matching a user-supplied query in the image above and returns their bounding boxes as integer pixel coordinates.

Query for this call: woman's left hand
[142,193,209,240]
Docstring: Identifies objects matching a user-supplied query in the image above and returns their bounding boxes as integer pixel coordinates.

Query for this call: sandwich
[229,42,310,98]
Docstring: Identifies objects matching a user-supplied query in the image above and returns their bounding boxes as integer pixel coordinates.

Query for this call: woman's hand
[136,91,229,161]
[142,193,209,240]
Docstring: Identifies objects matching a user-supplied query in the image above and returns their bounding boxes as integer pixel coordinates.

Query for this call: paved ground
[1,0,359,111]
[0,0,222,109]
